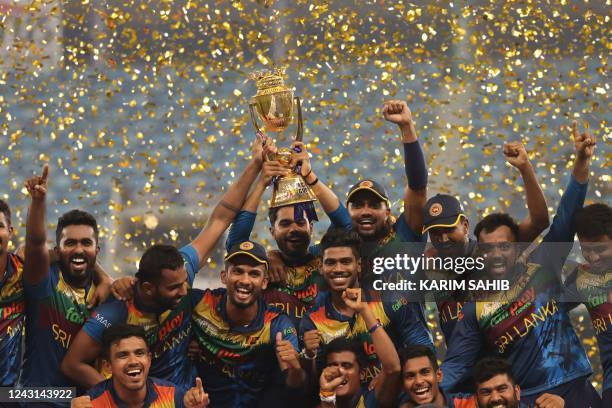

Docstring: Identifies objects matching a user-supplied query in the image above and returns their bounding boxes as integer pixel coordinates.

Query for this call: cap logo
[360,180,373,188]
[240,242,254,250]
[429,203,443,217]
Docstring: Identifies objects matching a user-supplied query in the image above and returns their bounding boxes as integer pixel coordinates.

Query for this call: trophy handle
[249,103,262,133]
[294,96,303,142]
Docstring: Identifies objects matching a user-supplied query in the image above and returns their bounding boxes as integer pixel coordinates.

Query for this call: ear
[141,281,155,296]
[220,270,227,285]
[462,219,469,235]
[356,258,362,275]
[437,367,443,383]
[269,226,275,236]
[53,246,60,257]
[515,384,520,399]
[95,245,101,257]
[101,358,111,374]
[262,275,269,291]
[7,225,13,238]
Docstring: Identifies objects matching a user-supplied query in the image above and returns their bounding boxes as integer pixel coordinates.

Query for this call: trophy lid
[250,67,291,97]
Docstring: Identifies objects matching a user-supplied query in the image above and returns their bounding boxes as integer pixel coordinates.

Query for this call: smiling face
[270,206,312,258]
[477,226,518,279]
[428,218,469,257]
[348,191,390,241]
[402,356,443,405]
[152,266,189,310]
[55,225,99,283]
[476,374,520,408]
[321,246,360,292]
[578,234,612,274]
[105,336,151,392]
[325,351,362,398]
[222,256,268,309]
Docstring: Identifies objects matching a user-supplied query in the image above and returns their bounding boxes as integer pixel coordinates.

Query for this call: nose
[441,233,450,243]
[178,282,188,297]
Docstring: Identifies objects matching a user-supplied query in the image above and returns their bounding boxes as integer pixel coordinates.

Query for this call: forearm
[241,177,267,213]
[210,159,261,223]
[518,162,549,237]
[285,367,306,389]
[303,171,340,213]
[360,308,400,373]
[572,156,590,184]
[61,360,105,389]
[26,199,47,247]
[93,263,112,286]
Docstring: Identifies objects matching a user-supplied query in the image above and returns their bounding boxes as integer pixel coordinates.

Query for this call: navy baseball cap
[224,240,269,270]
[346,179,390,207]
[422,194,465,234]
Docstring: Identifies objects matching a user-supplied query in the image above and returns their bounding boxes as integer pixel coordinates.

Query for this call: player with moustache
[564,203,612,404]
[20,165,114,406]
[70,324,208,408]
[346,100,428,290]
[61,134,272,392]
[190,240,306,407]
[422,140,549,344]
[300,228,433,391]
[225,136,351,328]
[399,347,564,408]
[440,122,600,406]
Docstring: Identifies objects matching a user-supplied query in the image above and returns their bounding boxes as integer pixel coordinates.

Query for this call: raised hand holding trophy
[249,67,317,213]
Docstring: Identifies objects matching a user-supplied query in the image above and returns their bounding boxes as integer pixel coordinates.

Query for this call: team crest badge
[360,180,373,188]
[429,203,443,217]
[240,242,254,250]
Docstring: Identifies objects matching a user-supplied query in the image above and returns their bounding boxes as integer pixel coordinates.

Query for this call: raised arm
[571,120,595,184]
[383,100,427,235]
[23,164,51,285]
[289,141,344,215]
[503,142,549,242]
[343,288,401,407]
[190,133,269,267]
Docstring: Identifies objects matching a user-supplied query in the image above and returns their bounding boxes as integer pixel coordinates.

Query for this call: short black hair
[473,357,515,387]
[0,199,11,226]
[323,337,368,370]
[574,203,612,239]
[319,228,362,259]
[136,244,185,284]
[269,206,282,225]
[474,213,520,242]
[399,344,438,371]
[55,209,99,245]
[102,324,148,359]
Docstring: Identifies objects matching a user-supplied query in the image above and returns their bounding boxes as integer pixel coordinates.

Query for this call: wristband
[306,177,319,186]
[301,168,313,179]
[319,392,336,404]
[368,319,382,334]
[403,141,428,190]
[300,348,317,360]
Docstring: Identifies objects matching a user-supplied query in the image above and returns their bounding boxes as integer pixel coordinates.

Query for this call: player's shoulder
[86,378,113,399]
[150,376,179,389]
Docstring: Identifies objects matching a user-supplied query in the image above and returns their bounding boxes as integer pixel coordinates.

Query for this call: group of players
[0,100,609,408]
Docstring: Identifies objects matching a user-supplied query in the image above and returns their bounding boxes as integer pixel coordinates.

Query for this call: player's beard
[276,230,310,259]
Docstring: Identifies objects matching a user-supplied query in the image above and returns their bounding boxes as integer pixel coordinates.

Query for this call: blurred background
[0,0,609,387]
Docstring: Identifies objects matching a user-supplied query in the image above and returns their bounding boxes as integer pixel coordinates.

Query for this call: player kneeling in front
[71,324,208,408]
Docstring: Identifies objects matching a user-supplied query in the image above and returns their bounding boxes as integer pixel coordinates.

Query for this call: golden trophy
[249,67,317,209]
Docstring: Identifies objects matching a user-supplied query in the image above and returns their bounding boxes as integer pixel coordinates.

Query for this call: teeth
[237,288,250,294]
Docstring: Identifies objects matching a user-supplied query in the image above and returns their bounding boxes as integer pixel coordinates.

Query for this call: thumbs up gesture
[275,332,300,370]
